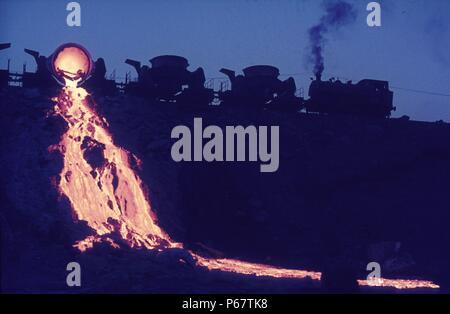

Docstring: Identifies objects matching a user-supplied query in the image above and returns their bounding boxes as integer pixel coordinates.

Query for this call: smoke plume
[308,0,357,78]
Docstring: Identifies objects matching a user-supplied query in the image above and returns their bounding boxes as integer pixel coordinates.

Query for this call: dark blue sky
[1,0,449,121]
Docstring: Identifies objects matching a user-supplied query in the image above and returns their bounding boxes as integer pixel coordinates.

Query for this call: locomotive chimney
[315,72,322,82]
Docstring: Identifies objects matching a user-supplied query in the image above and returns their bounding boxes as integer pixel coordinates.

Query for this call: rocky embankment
[1,87,449,292]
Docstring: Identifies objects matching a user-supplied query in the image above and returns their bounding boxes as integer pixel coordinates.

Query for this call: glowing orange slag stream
[50,44,439,290]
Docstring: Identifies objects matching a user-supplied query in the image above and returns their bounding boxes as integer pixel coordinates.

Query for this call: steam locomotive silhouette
[124,57,395,118]
[305,74,395,118]
[1,45,396,118]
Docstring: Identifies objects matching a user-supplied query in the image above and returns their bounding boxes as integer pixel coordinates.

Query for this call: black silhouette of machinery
[0,43,11,88]
[84,57,118,95]
[125,55,213,106]
[22,48,58,90]
[6,45,397,118]
[305,75,395,118]
[218,65,302,111]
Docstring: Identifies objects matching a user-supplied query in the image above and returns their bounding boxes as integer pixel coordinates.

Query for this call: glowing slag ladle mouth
[50,43,93,87]
[50,43,439,291]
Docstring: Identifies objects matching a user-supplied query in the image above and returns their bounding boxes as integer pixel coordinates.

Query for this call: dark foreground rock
[1,87,449,293]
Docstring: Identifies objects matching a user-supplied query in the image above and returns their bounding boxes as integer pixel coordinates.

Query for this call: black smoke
[308,0,357,79]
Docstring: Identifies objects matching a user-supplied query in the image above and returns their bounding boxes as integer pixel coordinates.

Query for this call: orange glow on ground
[52,83,323,282]
[358,278,440,290]
[192,254,322,280]
[51,68,439,290]
[54,83,179,250]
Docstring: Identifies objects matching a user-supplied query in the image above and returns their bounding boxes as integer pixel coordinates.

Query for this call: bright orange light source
[50,43,93,86]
